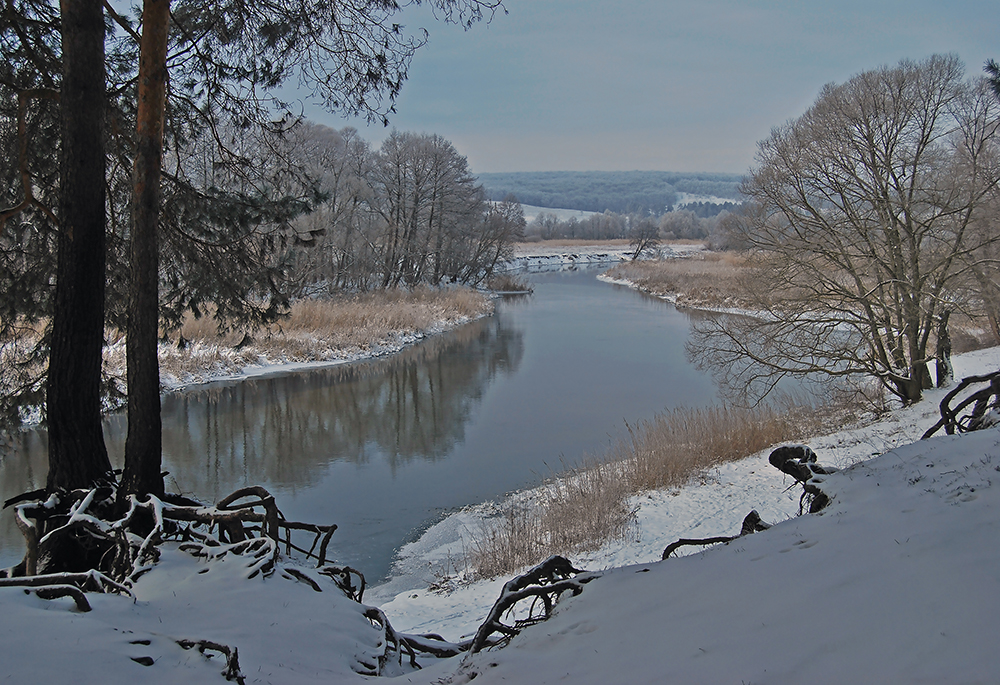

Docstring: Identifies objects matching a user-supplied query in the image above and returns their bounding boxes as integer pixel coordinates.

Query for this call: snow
[2,347,998,683]
[510,242,703,272]
[519,204,600,224]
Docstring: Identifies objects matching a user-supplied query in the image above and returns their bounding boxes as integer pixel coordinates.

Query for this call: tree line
[479,170,741,214]
[524,204,739,248]
[284,125,525,294]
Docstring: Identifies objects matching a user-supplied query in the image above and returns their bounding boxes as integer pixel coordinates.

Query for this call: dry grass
[112,287,493,386]
[486,272,533,293]
[467,461,635,580]
[465,399,817,580]
[605,251,758,309]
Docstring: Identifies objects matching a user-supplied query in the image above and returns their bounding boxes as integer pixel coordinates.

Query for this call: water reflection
[1,315,523,567]
[157,316,523,498]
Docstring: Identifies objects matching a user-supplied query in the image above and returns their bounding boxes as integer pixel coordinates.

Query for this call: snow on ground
[519,204,600,224]
[149,313,487,393]
[510,242,702,272]
[2,347,998,683]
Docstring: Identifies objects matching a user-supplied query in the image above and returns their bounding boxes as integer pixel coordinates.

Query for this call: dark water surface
[0,267,720,578]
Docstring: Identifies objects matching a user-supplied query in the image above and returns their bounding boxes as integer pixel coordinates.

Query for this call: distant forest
[478,171,742,214]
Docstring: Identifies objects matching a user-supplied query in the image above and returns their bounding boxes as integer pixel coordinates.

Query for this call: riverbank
[601,251,759,312]
[3,347,997,683]
[136,288,493,393]
[370,344,1000,653]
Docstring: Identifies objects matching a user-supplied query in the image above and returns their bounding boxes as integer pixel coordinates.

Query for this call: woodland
[0,0,516,596]
[479,170,741,214]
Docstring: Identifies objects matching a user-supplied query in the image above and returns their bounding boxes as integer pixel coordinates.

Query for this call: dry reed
[133,287,492,386]
[605,251,756,309]
[465,400,813,580]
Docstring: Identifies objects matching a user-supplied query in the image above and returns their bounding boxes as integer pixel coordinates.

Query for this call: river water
[0,266,722,579]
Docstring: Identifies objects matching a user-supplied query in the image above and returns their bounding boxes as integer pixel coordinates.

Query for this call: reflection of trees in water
[0,431,48,560]
[0,317,523,557]
[160,316,524,500]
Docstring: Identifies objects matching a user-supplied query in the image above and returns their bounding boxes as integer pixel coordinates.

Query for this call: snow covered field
[3,345,998,683]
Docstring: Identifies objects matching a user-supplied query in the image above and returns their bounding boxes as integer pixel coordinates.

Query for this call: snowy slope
[1,347,997,684]
[406,425,1000,684]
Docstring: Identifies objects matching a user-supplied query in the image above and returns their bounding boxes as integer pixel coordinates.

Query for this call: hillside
[478,170,742,214]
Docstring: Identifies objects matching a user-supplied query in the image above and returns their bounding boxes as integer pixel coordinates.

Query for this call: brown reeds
[130,287,491,388]
[605,251,755,309]
[466,401,813,579]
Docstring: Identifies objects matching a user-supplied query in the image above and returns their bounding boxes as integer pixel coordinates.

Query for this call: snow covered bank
[509,242,702,272]
[2,347,997,684]
[100,308,493,396]
[414,422,999,684]
[369,348,1000,672]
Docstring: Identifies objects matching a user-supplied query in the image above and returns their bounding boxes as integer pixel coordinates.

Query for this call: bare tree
[690,55,1000,405]
[628,216,659,260]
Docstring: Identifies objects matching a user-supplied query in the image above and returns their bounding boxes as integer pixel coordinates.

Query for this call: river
[0,266,722,579]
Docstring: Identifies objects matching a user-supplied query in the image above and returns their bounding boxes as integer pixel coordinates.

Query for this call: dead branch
[468,555,600,655]
[661,510,771,560]
[922,371,1000,439]
[0,88,60,233]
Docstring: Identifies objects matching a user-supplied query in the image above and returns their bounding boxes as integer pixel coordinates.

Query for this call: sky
[303,0,997,175]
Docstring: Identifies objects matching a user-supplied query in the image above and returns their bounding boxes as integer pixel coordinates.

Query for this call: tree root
[922,371,1000,439]
[768,444,836,514]
[661,510,771,560]
[176,639,246,684]
[467,555,600,655]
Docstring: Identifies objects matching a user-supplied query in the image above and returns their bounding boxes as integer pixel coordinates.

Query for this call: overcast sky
[304,0,997,175]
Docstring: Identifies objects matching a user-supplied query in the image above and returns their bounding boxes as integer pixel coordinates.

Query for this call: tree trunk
[121,0,169,498]
[936,311,953,388]
[46,0,113,491]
